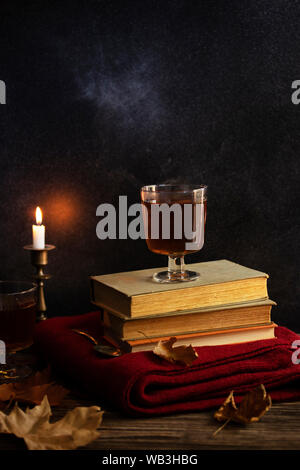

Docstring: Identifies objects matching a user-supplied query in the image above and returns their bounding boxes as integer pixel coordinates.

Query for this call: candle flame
[35,206,43,225]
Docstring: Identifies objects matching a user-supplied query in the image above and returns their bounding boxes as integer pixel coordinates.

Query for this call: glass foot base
[0,350,36,384]
[153,270,200,283]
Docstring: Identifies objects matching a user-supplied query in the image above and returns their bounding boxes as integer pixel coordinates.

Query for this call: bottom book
[115,322,277,353]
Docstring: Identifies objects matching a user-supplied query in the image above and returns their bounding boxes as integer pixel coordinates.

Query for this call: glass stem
[168,255,185,279]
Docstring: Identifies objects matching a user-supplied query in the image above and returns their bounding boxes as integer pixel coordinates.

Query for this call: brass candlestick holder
[24,244,56,321]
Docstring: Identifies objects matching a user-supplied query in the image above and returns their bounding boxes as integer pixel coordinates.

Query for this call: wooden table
[1,395,300,450]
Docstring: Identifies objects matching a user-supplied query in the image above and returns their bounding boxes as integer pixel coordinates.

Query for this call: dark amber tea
[1,303,36,352]
[142,200,207,256]
[0,281,37,353]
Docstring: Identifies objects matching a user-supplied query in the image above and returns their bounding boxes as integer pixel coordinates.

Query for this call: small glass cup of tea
[0,281,37,381]
[141,184,207,282]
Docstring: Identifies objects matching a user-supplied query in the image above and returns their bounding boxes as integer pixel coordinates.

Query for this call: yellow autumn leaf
[0,395,103,450]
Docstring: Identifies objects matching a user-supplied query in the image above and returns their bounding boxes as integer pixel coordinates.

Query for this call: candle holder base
[24,244,55,322]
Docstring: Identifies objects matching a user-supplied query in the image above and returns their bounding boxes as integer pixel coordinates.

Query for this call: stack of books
[90,259,276,352]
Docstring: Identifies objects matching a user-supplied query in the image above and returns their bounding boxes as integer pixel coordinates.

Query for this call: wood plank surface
[1,395,300,450]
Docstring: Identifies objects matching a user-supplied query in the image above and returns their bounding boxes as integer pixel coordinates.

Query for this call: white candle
[32,206,45,249]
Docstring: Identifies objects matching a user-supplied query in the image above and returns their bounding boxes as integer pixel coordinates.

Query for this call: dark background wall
[0,0,299,329]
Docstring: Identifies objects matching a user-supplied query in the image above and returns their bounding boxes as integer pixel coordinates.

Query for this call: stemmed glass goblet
[0,281,37,382]
[141,184,207,282]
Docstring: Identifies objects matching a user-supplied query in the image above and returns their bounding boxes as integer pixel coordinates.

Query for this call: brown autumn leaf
[213,384,272,435]
[153,336,198,366]
[234,383,272,424]
[214,389,238,422]
[0,367,69,407]
[0,395,103,450]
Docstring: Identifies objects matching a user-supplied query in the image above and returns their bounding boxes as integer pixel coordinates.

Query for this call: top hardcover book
[90,259,269,318]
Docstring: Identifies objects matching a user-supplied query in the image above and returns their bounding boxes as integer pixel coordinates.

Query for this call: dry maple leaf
[213,384,272,436]
[214,390,238,422]
[153,337,198,366]
[0,395,103,450]
[234,383,272,424]
[0,367,69,408]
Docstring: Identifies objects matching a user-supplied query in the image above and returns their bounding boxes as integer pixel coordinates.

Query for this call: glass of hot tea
[141,184,207,282]
[0,281,37,380]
